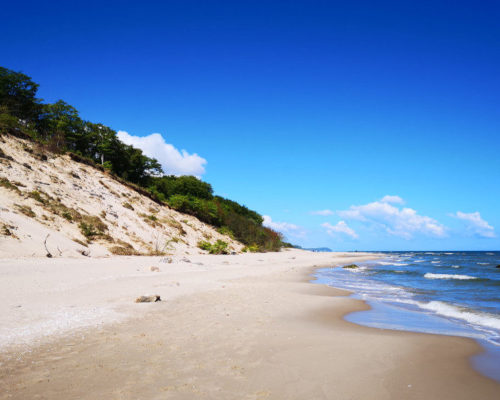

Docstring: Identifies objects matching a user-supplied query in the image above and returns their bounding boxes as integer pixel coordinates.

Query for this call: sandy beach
[0,249,498,399]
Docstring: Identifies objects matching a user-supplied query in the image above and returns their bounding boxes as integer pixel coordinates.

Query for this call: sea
[313,251,500,382]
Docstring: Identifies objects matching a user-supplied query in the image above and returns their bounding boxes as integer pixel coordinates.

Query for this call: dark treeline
[0,66,286,251]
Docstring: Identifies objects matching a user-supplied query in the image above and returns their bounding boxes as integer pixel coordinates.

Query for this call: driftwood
[135,295,161,303]
[44,234,52,258]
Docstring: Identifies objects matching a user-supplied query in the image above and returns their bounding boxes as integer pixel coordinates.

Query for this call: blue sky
[2,0,499,250]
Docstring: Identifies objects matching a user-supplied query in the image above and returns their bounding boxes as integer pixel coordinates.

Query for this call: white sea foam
[451,265,461,269]
[413,260,425,263]
[431,261,441,264]
[419,301,500,330]
[477,262,490,265]
[424,273,477,280]
[392,263,408,266]
[349,266,368,273]
[377,261,394,265]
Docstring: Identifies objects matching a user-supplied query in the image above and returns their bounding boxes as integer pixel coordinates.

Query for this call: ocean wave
[419,301,500,330]
[451,265,461,269]
[431,261,441,264]
[413,260,425,263]
[477,262,490,265]
[377,261,394,265]
[424,273,477,280]
[392,262,408,266]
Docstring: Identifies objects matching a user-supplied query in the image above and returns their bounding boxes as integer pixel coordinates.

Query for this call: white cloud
[452,211,495,238]
[263,215,305,238]
[310,209,335,216]
[117,130,207,177]
[338,196,446,239]
[380,195,405,205]
[322,221,358,239]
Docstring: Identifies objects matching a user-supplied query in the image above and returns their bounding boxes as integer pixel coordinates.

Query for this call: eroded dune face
[0,135,242,258]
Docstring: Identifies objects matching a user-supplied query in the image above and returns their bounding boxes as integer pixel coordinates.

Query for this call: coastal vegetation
[0,66,284,251]
[197,239,230,255]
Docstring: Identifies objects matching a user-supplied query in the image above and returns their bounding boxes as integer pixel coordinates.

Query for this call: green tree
[39,101,85,151]
[0,67,41,122]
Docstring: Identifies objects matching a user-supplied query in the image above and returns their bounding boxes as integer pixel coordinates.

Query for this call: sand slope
[0,134,242,258]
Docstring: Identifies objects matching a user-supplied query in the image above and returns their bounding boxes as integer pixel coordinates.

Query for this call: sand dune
[0,134,241,258]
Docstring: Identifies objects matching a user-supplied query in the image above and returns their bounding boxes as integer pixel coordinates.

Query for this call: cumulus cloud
[310,209,335,216]
[338,196,446,239]
[263,215,305,238]
[117,131,207,177]
[380,195,405,205]
[452,211,496,238]
[322,221,358,239]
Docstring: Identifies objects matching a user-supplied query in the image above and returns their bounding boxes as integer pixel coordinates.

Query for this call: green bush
[78,215,107,240]
[197,239,229,255]
[0,177,20,193]
[61,211,73,221]
[217,226,234,239]
[197,240,212,251]
[242,244,259,253]
[28,190,47,204]
[122,202,134,211]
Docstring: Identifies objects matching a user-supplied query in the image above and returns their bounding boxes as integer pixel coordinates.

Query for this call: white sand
[0,249,368,352]
[1,250,499,399]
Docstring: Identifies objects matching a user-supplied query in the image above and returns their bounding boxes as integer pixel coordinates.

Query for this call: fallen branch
[44,234,52,258]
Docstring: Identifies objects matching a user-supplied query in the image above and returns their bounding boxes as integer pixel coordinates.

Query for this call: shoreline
[311,258,500,383]
[1,250,499,399]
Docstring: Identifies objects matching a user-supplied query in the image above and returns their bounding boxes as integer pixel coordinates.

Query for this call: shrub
[197,240,212,251]
[28,190,47,204]
[217,226,234,239]
[211,240,229,254]
[78,215,108,240]
[197,239,229,255]
[61,211,73,221]
[109,245,139,256]
[2,224,12,236]
[14,204,36,218]
[163,217,187,235]
[242,244,259,253]
[122,202,134,211]
[0,177,21,193]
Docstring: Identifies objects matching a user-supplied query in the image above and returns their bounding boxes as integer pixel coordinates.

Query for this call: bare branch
[44,234,52,258]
